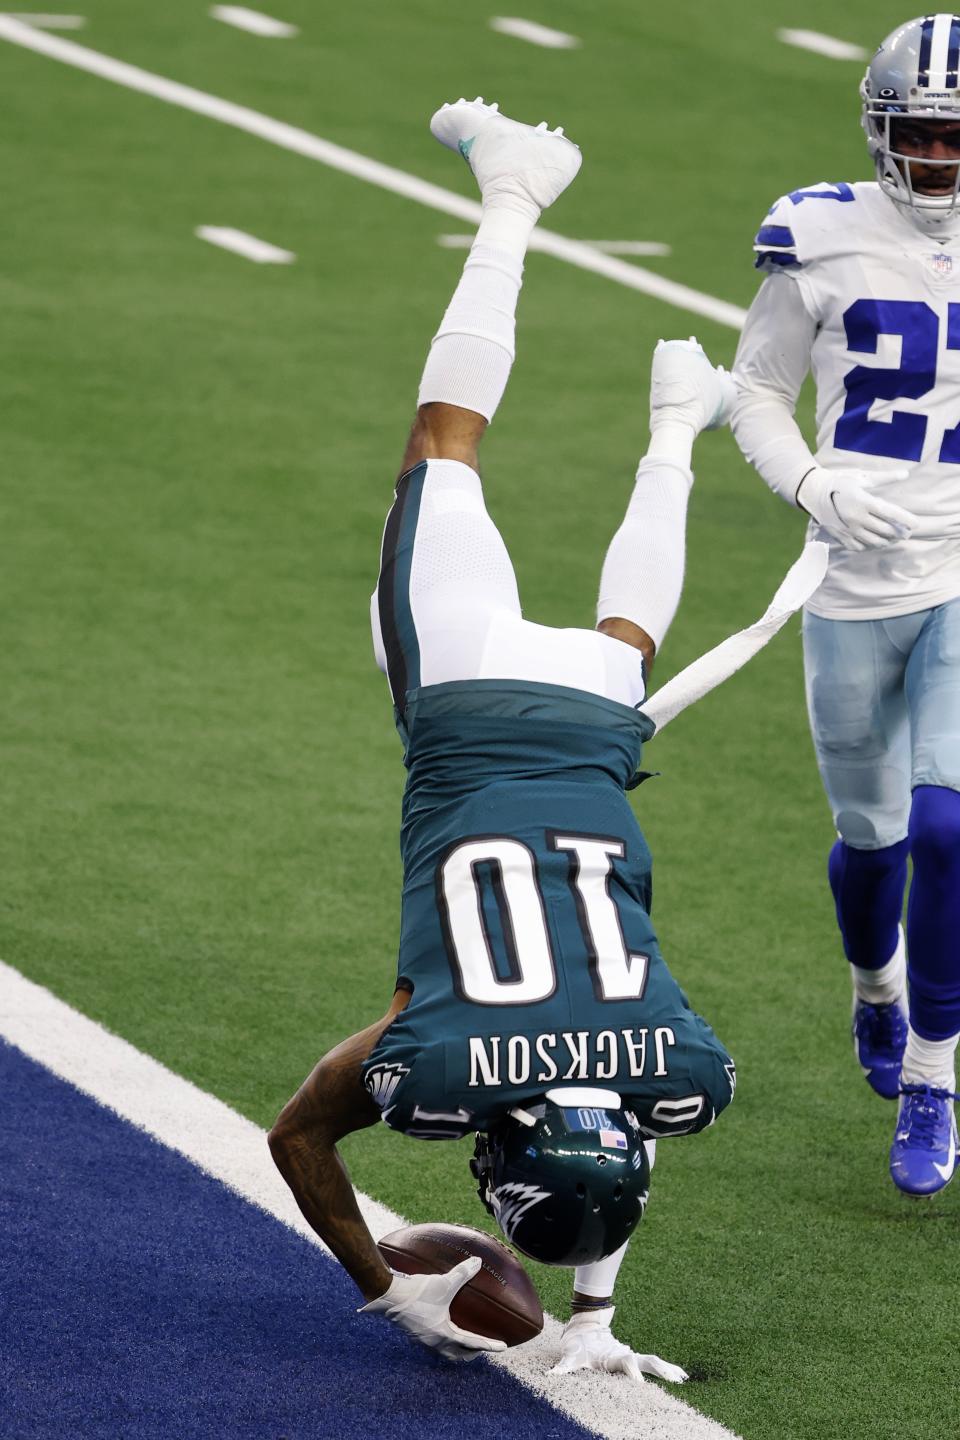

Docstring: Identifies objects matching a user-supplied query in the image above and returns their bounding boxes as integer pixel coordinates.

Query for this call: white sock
[646,419,697,470]
[473,202,538,250]
[901,1027,958,1091]
[417,201,537,422]
[596,458,692,651]
[850,928,906,1005]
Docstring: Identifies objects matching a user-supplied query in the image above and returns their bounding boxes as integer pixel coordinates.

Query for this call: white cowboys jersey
[742,180,960,619]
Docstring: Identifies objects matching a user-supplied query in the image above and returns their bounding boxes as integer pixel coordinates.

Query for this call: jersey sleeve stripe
[753,251,801,270]
[755,224,797,248]
[752,216,800,270]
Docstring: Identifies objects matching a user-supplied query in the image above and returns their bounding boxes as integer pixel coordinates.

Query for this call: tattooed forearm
[268,992,409,1302]
[269,1122,390,1299]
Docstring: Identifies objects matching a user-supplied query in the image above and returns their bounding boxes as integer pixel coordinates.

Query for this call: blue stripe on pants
[377,460,428,712]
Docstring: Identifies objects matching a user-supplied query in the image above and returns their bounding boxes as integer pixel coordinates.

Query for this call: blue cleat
[852,995,908,1099]
[889,1085,959,1196]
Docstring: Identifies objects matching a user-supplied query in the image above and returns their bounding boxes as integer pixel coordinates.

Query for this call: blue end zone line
[0,15,747,332]
[0,959,740,1440]
[2,1037,603,1440]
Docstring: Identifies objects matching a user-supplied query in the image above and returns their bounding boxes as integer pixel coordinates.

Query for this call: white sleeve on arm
[596,460,691,651]
[731,274,820,507]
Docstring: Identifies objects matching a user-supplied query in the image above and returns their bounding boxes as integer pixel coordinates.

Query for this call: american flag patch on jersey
[599,1128,628,1149]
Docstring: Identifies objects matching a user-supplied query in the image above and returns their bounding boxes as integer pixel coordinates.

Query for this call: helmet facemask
[864,102,960,229]
[860,14,960,234]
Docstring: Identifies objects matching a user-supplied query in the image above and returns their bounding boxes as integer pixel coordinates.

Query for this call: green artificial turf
[2,4,957,1438]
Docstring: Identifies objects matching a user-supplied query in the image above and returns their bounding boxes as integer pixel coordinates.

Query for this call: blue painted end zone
[0,1041,597,1440]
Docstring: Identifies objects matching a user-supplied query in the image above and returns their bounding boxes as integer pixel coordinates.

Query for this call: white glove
[359,1258,508,1364]
[549,1306,688,1384]
[796,465,917,550]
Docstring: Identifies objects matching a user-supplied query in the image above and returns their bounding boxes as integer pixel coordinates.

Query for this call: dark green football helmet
[470,1086,650,1267]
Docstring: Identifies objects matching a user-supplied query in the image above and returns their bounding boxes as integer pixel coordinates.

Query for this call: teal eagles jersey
[362,679,735,1140]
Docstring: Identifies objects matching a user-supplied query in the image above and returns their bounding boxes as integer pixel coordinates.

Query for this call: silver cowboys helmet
[861,13,960,231]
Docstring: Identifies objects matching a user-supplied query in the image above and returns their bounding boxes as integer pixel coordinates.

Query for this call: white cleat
[429,96,582,213]
[649,337,737,434]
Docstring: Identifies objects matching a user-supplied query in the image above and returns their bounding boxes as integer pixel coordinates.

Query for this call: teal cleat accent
[429,97,581,213]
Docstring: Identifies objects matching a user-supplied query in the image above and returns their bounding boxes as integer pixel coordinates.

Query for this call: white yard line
[582,239,672,257]
[439,233,672,257]
[490,16,580,50]
[0,16,746,330]
[4,11,86,27]
[0,960,741,1440]
[210,5,298,39]
[196,224,295,262]
[777,28,867,62]
[529,229,742,326]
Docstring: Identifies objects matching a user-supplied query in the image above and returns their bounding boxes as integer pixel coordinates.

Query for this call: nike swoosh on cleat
[933,1155,956,1183]
[932,1134,957,1183]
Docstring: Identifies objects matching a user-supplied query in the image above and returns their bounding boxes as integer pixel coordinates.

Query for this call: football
[377,1221,544,1347]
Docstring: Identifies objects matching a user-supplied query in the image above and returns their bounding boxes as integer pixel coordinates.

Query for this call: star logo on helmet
[489,1181,551,1239]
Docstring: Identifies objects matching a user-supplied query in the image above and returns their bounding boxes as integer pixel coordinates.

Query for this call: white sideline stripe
[196,225,295,262]
[0,959,740,1440]
[777,28,867,62]
[0,16,746,331]
[4,11,86,26]
[210,5,298,38]
[490,17,580,50]
[439,233,673,258]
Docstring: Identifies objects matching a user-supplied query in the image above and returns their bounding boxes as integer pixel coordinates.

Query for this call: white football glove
[795,465,917,551]
[359,1257,508,1364]
[549,1306,688,1385]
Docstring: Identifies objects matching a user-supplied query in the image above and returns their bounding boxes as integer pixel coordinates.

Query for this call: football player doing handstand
[269,98,824,1378]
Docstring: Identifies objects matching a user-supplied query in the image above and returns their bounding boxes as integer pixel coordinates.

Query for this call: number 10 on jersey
[438,834,651,1006]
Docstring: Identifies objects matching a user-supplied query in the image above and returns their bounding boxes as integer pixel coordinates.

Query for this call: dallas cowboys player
[732,15,960,1197]
[269,97,820,1377]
